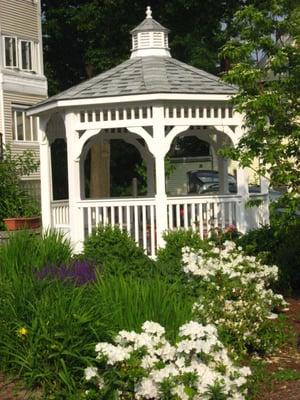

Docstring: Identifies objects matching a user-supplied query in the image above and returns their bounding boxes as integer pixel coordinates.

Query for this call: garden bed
[0,227,299,399]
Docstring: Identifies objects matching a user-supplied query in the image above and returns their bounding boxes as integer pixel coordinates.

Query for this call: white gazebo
[28,7,269,255]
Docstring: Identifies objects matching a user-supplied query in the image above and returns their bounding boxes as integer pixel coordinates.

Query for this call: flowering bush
[84,321,251,399]
[182,241,288,354]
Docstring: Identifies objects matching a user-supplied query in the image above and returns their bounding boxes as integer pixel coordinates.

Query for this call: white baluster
[150,205,155,257]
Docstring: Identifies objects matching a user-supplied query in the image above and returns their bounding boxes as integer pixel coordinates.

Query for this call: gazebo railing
[50,194,269,256]
[77,198,157,257]
[246,193,269,229]
[51,200,70,228]
[166,195,240,238]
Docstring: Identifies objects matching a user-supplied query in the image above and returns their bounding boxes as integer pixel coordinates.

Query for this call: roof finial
[146,6,152,19]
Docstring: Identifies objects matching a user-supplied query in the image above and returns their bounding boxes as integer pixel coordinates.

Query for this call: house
[28,7,269,255]
[0,0,47,197]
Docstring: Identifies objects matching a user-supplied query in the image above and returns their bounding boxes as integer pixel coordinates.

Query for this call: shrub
[84,321,251,400]
[83,225,154,278]
[182,241,288,355]
[156,229,210,284]
[0,147,39,228]
[237,219,300,294]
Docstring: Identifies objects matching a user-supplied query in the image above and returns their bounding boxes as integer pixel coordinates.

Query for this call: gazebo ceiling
[29,7,237,113]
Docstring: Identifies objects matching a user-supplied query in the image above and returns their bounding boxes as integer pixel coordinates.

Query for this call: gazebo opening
[166,134,211,196]
[84,139,148,199]
[51,138,69,200]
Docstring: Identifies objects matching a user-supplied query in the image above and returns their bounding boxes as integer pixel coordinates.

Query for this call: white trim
[37,0,44,75]
[131,48,171,58]
[27,94,234,116]
[19,40,34,72]
[3,36,18,68]
[12,104,38,142]
[0,83,5,144]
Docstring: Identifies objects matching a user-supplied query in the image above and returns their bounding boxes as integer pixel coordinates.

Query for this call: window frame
[19,39,34,71]
[12,105,38,143]
[3,36,18,68]
[2,36,37,72]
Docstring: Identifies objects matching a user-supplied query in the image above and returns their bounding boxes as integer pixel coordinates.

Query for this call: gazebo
[28,7,269,255]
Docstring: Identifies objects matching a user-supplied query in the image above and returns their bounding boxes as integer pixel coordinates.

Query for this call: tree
[42,0,243,95]
[221,0,300,200]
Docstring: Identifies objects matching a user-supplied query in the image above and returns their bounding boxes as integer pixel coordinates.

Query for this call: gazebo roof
[130,14,169,34]
[29,7,237,113]
[31,56,237,110]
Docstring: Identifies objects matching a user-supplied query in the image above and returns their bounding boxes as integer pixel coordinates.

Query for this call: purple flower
[36,260,98,285]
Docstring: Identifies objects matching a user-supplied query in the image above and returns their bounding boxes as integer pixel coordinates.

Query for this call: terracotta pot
[3,216,41,231]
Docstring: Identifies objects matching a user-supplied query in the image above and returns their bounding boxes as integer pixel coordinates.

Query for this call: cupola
[130,6,171,58]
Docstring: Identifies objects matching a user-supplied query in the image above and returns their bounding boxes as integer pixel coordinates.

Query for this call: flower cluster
[84,321,251,399]
[36,260,98,285]
[182,241,288,354]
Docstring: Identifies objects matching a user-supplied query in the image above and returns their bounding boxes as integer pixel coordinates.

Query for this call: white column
[65,112,85,253]
[260,175,270,225]
[152,104,167,249]
[236,166,249,233]
[38,116,52,230]
[216,134,229,194]
[260,176,269,194]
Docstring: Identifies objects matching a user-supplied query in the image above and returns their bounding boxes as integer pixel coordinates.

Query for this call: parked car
[187,170,237,194]
[187,170,282,201]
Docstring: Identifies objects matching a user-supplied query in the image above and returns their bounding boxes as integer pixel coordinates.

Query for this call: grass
[91,274,194,341]
[271,368,300,381]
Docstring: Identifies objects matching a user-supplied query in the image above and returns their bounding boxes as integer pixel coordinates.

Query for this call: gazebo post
[146,156,155,196]
[236,166,249,233]
[65,112,85,253]
[153,104,168,249]
[38,115,52,230]
[216,134,229,194]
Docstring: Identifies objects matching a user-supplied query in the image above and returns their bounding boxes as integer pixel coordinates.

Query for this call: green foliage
[271,368,300,381]
[237,216,300,295]
[92,275,194,343]
[83,225,154,278]
[156,229,210,283]
[0,230,72,277]
[0,231,193,397]
[221,0,300,195]
[0,147,39,228]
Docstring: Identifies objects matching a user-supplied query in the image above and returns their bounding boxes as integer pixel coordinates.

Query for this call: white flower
[84,366,98,381]
[142,321,165,337]
[136,378,159,399]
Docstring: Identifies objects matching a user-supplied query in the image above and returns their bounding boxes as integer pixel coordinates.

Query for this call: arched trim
[163,125,190,155]
[74,129,102,160]
[126,126,155,155]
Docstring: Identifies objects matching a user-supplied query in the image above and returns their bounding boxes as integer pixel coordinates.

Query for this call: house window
[12,107,38,142]
[4,36,17,67]
[3,37,36,71]
[20,40,32,71]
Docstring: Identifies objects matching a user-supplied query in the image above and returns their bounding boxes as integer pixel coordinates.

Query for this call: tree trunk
[90,138,110,198]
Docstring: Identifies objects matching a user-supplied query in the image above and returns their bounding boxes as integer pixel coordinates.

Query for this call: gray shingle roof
[130,17,170,33]
[33,57,237,109]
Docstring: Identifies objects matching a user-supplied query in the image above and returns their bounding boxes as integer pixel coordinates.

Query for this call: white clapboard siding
[0,0,39,40]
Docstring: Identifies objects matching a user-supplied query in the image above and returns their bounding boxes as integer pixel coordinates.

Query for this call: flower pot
[3,216,41,231]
